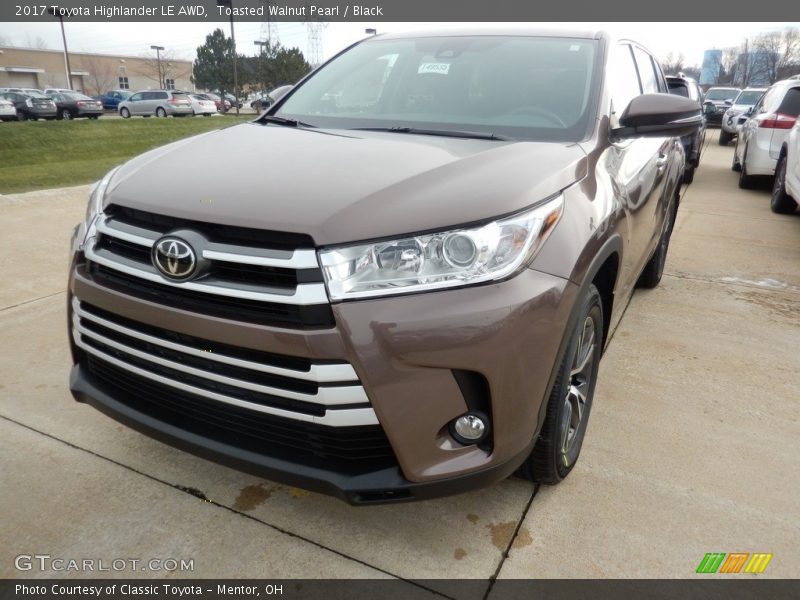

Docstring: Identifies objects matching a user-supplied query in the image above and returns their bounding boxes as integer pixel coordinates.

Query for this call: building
[700,49,723,86]
[0,46,194,94]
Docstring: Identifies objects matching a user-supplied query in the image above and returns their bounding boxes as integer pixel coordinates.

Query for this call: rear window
[735,90,764,105]
[667,81,689,98]
[777,87,800,117]
[705,88,738,101]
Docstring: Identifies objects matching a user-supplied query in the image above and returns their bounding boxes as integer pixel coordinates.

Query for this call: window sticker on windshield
[418,62,451,75]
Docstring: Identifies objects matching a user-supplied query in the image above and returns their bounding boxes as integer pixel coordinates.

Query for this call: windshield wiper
[353,126,512,141]
[259,115,316,128]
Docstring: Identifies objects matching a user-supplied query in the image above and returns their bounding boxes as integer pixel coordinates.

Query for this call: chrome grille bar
[72,298,355,383]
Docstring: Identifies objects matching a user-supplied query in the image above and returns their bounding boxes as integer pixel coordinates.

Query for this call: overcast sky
[1,22,797,66]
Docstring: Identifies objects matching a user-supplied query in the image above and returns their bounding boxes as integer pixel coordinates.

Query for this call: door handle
[656,153,669,173]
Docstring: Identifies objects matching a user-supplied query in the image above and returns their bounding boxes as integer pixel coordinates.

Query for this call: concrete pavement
[0,129,797,589]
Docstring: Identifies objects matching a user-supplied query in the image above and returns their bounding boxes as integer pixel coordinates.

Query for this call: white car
[770,119,800,213]
[719,87,767,146]
[189,94,217,116]
[0,96,17,121]
[733,78,800,188]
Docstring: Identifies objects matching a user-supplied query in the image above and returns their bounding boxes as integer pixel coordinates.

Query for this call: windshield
[27,92,50,99]
[705,88,738,101]
[734,90,764,105]
[275,35,599,142]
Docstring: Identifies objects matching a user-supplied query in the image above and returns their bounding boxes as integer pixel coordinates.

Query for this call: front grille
[86,206,333,329]
[86,264,334,328]
[84,356,396,472]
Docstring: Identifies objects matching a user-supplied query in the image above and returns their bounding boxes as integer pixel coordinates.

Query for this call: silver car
[118,90,193,118]
[719,88,767,146]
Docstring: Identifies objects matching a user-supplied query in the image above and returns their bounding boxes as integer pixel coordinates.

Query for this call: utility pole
[150,45,165,88]
[217,0,239,115]
[47,7,73,90]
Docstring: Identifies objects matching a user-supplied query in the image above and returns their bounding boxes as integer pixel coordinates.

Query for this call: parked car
[770,119,800,213]
[188,94,217,116]
[117,90,193,118]
[666,74,706,183]
[719,88,767,145]
[0,96,17,121]
[46,91,104,120]
[0,91,57,120]
[0,87,43,95]
[94,90,131,110]
[703,86,740,126]
[67,29,700,504]
[733,78,800,188]
[249,93,272,111]
[198,92,224,111]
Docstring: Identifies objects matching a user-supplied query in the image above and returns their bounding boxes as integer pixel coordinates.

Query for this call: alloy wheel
[559,315,597,466]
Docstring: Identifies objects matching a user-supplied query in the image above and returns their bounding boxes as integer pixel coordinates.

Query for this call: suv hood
[107,122,587,245]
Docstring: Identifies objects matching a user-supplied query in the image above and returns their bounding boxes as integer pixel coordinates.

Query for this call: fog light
[451,412,489,445]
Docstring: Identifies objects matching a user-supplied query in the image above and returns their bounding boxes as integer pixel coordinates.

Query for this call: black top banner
[3,0,799,22]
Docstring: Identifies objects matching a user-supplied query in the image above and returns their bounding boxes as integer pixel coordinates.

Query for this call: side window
[156,92,168,100]
[756,87,777,114]
[129,92,142,102]
[777,87,800,117]
[609,44,642,116]
[633,47,659,94]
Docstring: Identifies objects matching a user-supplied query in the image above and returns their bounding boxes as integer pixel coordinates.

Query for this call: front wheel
[771,155,798,214]
[719,130,733,146]
[637,196,676,289]
[683,163,695,185]
[120,108,130,119]
[738,145,756,189]
[517,285,603,484]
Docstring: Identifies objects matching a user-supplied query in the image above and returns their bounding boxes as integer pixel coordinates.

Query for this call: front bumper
[68,249,575,503]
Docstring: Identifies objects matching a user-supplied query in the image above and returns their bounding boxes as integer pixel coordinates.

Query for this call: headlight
[319,194,563,301]
[80,166,121,247]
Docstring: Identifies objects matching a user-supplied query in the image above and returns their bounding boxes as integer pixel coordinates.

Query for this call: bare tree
[661,52,686,75]
[754,28,800,83]
[78,54,118,95]
[138,49,190,88]
[25,34,48,49]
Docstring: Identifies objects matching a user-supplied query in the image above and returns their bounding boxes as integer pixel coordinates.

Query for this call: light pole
[150,45,165,89]
[254,40,268,93]
[217,0,239,115]
[47,7,73,90]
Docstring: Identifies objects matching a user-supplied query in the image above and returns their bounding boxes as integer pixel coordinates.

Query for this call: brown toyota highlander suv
[67,29,700,504]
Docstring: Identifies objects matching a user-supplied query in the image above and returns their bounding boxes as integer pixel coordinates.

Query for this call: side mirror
[268,85,292,103]
[745,106,754,116]
[703,101,716,115]
[613,93,703,139]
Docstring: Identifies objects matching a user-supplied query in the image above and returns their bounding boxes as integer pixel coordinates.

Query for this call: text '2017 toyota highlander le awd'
[67,30,700,504]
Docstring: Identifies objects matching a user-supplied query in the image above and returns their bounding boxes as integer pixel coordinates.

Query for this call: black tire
[517,285,603,485]
[203,113,211,117]
[16,110,27,122]
[771,154,798,214]
[719,130,733,146]
[156,107,167,118]
[732,142,742,172]
[120,108,130,119]
[683,163,695,184]
[638,194,676,289]
[738,145,756,189]
[88,115,99,120]
[61,108,72,120]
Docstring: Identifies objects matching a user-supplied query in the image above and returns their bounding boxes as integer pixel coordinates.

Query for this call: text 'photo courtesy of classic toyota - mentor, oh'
[67,29,701,505]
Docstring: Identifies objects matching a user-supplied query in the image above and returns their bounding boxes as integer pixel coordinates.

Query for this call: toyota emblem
[152,237,196,280]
